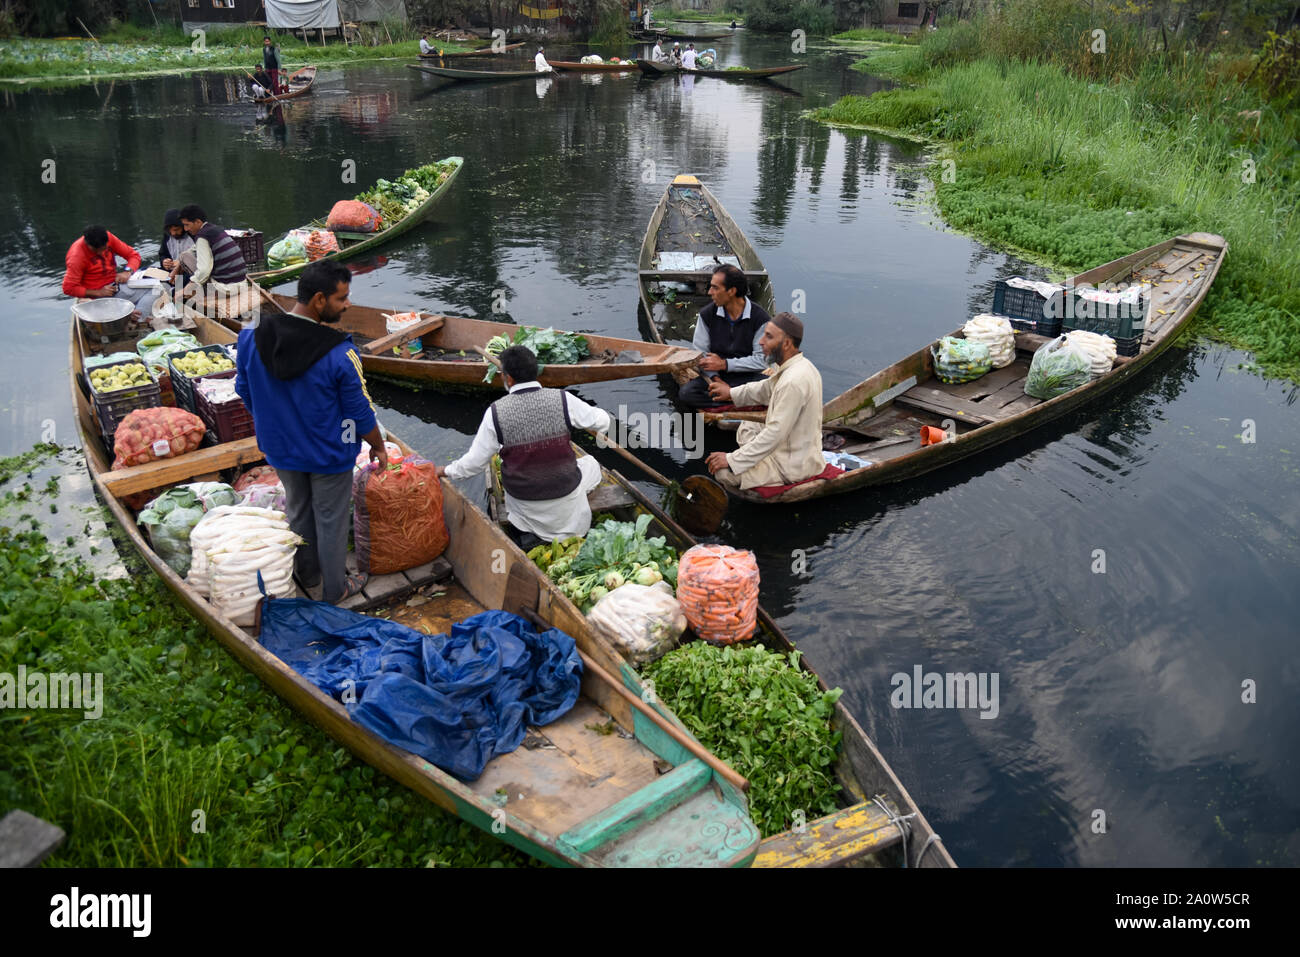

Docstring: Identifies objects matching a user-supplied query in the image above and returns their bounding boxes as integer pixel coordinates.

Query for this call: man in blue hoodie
[235,261,387,603]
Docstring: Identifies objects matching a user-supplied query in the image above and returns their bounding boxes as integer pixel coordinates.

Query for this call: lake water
[1,32,1296,866]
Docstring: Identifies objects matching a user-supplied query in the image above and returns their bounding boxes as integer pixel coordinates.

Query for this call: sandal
[332,573,368,604]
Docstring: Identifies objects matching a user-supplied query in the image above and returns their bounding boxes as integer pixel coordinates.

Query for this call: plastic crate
[88,359,161,448]
[168,345,234,413]
[226,229,264,268]
[992,279,1064,325]
[1006,315,1063,338]
[194,376,254,443]
[1063,289,1149,340]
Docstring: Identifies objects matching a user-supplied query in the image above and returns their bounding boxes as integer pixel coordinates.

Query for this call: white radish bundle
[586,581,686,666]
[962,314,1017,369]
[187,506,296,599]
[1063,329,1117,377]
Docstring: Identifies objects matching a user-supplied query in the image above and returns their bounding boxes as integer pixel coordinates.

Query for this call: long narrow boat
[637,174,774,385]
[406,63,543,82]
[253,65,316,103]
[419,41,526,58]
[714,233,1228,503]
[486,449,956,867]
[630,29,734,42]
[248,157,463,287]
[236,293,700,390]
[70,313,762,867]
[546,60,639,73]
[636,58,804,78]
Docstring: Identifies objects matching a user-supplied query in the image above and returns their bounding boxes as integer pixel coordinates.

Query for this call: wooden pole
[75,16,99,43]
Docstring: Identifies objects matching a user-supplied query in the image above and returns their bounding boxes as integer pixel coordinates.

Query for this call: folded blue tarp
[258,600,583,780]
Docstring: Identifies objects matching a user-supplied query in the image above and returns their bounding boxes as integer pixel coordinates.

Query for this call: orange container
[920,425,947,446]
[676,544,760,645]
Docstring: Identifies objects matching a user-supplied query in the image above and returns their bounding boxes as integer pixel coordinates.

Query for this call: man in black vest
[436,346,612,546]
[677,263,772,408]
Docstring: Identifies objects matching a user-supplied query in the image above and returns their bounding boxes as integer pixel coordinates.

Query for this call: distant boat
[407,63,541,82]
[252,65,316,103]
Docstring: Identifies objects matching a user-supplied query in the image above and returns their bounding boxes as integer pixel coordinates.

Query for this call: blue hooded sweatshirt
[234,310,377,474]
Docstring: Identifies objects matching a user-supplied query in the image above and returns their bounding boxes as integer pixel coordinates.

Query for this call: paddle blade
[677,475,728,535]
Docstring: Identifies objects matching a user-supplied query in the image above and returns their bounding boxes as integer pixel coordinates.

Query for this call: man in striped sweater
[170,204,249,300]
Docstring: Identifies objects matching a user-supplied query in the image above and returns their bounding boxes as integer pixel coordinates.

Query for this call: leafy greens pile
[643,643,843,838]
[528,515,679,614]
[483,326,590,383]
[354,159,459,232]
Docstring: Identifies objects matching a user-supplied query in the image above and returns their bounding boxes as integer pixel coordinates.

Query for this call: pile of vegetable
[483,325,590,383]
[172,351,234,377]
[643,643,844,838]
[354,159,458,232]
[89,362,152,393]
[1024,335,1092,399]
[528,515,679,614]
[931,335,992,384]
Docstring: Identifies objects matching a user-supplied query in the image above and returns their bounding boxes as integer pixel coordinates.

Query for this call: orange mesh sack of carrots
[353,456,449,575]
[304,230,340,261]
[676,544,760,645]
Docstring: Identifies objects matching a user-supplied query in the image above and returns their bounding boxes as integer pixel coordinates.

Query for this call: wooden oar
[473,346,727,534]
[502,568,748,794]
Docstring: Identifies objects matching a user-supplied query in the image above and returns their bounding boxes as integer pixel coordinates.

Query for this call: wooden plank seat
[752,798,905,868]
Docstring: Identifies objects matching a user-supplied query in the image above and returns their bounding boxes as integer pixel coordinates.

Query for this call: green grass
[830,28,917,45]
[816,44,1300,381]
[0,446,537,867]
[661,8,744,22]
[0,26,475,85]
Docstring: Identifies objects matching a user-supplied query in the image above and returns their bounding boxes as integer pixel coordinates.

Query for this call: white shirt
[691,297,767,373]
[419,38,432,54]
[535,52,551,72]
[652,43,665,62]
[682,50,697,70]
[444,382,612,540]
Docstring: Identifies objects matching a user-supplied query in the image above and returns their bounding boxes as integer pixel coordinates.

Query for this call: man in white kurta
[534,47,552,72]
[705,313,825,490]
[437,346,612,541]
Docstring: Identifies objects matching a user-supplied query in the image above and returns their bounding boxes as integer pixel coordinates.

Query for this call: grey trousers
[277,468,354,602]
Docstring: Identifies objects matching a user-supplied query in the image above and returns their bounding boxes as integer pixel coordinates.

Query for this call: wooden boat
[252,65,316,103]
[419,41,526,58]
[636,58,804,79]
[248,157,463,287]
[70,313,762,868]
[630,29,733,41]
[486,449,956,867]
[406,63,543,82]
[546,60,639,73]
[637,174,774,385]
[241,293,700,390]
[713,233,1228,503]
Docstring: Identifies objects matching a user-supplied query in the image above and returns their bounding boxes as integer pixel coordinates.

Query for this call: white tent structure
[264,0,407,29]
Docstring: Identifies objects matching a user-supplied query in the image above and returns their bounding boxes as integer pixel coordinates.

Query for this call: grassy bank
[0,23,477,85]
[829,28,917,44]
[813,13,1300,381]
[0,445,533,867]
[662,9,744,23]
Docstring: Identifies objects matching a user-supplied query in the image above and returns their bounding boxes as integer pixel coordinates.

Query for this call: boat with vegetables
[70,311,765,868]
[248,158,463,287]
[546,59,639,73]
[237,293,700,390]
[252,65,317,103]
[486,449,956,867]
[635,59,805,79]
[637,174,774,386]
[709,232,1228,504]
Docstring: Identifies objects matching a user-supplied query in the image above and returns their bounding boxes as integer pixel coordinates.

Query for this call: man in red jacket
[62,225,155,314]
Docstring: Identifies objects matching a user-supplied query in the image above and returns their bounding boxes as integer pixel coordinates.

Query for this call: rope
[872,794,918,868]
[915,832,945,867]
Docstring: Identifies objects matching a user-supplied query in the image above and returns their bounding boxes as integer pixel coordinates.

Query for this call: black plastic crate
[88,359,161,448]
[168,345,234,413]
[227,229,264,268]
[992,279,1064,324]
[1063,288,1149,340]
[194,377,255,443]
[1006,315,1063,337]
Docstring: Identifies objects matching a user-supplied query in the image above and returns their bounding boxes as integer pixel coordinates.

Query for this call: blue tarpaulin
[258,600,583,780]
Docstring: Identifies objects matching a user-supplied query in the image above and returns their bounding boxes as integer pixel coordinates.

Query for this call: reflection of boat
[714,233,1228,504]
[636,59,806,79]
[486,451,957,868]
[340,91,397,131]
[406,63,541,82]
[546,60,638,73]
[234,293,700,390]
[72,311,761,869]
[248,157,463,286]
[419,41,526,58]
[252,65,316,103]
[637,174,773,384]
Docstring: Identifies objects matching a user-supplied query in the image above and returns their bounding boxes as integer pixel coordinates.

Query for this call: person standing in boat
[262,36,284,94]
[704,313,825,491]
[651,39,666,62]
[436,345,612,547]
[159,208,195,279]
[677,263,771,408]
[62,225,156,314]
[535,45,552,72]
[170,205,248,300]
[235,261,388,604]
[712,314,821,494]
